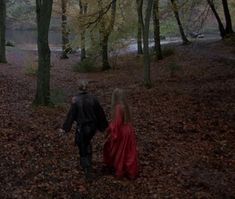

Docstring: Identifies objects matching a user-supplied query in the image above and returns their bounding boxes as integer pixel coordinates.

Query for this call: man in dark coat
[59,81,108,180]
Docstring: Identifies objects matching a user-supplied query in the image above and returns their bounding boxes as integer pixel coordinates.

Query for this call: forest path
[0,39,234,198]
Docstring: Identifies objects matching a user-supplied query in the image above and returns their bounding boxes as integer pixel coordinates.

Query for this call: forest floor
[0,38,235,199]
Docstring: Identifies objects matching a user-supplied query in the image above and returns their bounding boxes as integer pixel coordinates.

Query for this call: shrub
[162,47,175,58]
[72,58,100,73]
[5,41,15,47]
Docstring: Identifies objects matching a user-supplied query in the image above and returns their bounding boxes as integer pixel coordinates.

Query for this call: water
[6,30,220,53]
[6,30,61,45]
[6,29,63,51]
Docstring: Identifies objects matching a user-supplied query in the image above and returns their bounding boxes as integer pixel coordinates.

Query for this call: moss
[24,63,38,76]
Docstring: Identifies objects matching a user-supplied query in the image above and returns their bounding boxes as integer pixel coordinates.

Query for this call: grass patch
[24,62,38,76]
[73,58,100,73]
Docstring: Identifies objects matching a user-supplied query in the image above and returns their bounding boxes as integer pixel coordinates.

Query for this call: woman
[103,88,138,179]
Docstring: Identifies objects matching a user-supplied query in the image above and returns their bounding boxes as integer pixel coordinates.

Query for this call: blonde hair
[111,88,131,123]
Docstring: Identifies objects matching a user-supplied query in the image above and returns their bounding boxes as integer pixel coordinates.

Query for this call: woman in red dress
[103,88,138,179]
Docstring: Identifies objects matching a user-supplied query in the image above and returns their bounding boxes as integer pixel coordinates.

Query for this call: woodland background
[0,0,235,198]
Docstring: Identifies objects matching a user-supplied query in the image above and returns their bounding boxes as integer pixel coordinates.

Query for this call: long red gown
[103,104,138,179]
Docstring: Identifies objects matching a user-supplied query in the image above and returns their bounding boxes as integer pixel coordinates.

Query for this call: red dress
[103,104,138,179]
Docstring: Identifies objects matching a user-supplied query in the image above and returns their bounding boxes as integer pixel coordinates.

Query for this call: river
[6,30,220,53]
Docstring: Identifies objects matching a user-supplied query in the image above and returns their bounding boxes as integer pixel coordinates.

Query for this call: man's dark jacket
[63,91,108,133]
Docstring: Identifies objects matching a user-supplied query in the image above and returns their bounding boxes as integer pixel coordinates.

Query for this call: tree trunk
[136,0,143,54]
[98,0,117,71]
[207,0,226,38]
[152,0,162,60]
[79,1,87,61]
[0,0,7,63]
[101,36,110,70]
[222,0,233,34]
[61,0,70,59]
[80,31,86,61]
[171,0,190,45]
[142,0,154,88]
[34,0,53,106]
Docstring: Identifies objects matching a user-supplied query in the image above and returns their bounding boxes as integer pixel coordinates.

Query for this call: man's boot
[84,167,93,182]
[80,157,93,182]
[87,144,92,166]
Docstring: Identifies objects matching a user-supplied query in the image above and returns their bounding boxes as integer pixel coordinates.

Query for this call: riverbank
[6,29,220,52]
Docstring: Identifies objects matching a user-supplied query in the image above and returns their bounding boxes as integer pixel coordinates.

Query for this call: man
[59,81,108,180]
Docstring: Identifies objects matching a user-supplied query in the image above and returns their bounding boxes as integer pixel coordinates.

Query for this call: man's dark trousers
[76,122,96,172]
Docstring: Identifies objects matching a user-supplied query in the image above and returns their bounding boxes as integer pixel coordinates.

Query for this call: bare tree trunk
[98,3,108,70]
[142,0,154,88]
[34,0,53,106]
[152,0,162,60]
[79,1,87,61]
[136,0,143,54]
[61,0,71,59]
[171,0,190,45]
[101,35,109,70]
[0,0,7,63]
[222,0,233,34]
[207,0,226,38]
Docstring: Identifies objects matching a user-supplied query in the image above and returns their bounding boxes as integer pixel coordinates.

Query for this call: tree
[34,0,53,106]
[79,0,87,61]
[142,0,154,87]
[152,0,162,60]
[136,0,143,54]
[0,0,7,63]
[170,0,190,45]
[61,0,72,59]
[207,0,226,38]
[98,0,117,70]
[222,0,233,34]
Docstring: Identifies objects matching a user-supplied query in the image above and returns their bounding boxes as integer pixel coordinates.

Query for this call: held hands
[58,128,67,137]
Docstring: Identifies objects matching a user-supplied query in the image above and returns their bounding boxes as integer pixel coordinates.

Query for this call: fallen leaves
[0,41,235,198]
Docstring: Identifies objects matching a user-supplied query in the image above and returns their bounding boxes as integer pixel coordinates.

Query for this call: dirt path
[0,40,235,199]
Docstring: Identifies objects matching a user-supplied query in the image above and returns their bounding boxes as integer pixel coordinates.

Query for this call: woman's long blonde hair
[111,88,131,123]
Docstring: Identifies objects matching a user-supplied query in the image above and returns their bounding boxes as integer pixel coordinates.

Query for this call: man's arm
[62,98,77,132]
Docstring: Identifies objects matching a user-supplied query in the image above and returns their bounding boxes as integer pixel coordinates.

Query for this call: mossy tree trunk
[0,0,7,63]
[101,35,109,70]
[152,0,162,60]
[142,0,154,88]
[61,0,71,59]
[34,0,53,106]
[98,0,117,71]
